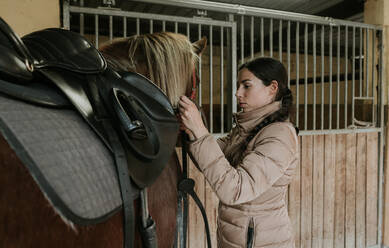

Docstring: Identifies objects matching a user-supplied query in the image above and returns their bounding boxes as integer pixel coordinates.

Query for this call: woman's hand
[178,95,209,140]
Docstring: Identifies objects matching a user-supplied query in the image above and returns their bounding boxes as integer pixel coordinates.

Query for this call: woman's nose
[235,86,242,98]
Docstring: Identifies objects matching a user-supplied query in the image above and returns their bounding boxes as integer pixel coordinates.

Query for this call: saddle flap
[22,28,107,74]
[97,71,179,188]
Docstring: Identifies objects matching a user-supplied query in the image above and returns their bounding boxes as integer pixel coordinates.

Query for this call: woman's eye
[244,84,250,89]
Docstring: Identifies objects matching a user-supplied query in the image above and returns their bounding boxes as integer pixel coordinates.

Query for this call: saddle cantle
[0,16,179,231]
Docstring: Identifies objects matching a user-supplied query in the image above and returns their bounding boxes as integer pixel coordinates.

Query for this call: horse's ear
[192,36,207,56]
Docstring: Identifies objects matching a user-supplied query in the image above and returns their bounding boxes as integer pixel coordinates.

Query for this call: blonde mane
[99,32,199,107]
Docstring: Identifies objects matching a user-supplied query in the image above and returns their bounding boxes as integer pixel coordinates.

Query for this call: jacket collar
[233,101,281,134]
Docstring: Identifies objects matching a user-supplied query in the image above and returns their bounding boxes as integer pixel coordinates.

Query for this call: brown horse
[0,32,206,247]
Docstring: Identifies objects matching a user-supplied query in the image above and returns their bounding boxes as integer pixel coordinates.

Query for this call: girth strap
[139,189,158,248]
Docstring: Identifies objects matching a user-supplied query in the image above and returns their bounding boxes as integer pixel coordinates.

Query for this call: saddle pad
[0,93,128,225]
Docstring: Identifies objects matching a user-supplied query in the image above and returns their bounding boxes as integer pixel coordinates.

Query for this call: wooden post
[364,0,389,245]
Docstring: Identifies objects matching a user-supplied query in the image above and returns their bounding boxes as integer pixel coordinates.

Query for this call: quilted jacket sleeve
[188,122,298,205]
[216,132,232,151]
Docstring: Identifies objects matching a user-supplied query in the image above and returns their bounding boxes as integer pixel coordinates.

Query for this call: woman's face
[235,68,277,112]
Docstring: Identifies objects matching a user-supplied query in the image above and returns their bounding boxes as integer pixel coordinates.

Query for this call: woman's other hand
[178,95,209,140]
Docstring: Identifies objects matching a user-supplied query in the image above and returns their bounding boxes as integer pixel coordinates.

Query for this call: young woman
[178,57,299,248]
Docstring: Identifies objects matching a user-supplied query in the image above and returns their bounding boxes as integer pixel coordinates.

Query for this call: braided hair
[227,57,297,165]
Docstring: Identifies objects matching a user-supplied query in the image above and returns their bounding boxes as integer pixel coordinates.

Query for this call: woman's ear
[269,80,279,96]
[192,36,207,56]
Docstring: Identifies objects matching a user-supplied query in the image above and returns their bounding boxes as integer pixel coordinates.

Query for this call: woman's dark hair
[239,57,292,123]
[228,57,296,165]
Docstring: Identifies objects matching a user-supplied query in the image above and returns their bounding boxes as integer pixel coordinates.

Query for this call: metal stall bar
[372,29,376,125]
[377,29,384,248]
[241,15,244,64]
[210,25,213,133]
[80,0,84,35]
[220,26,224,134]
[295,22,300,128]
[329,25,333,129]
[359,28,363,97]
[344,26,348,128]
[175,22,178,33]
[360,28,363,97]
[269,18,273,57]
[313,24,316,130]
[366,29,370,97]
[123,17,127,37]
[95,14,99,47]
[260,17,264,56]
[352,26,355,127]
[287,21,290,88]
[337,25,340,129]
[136,18,140,35]
[279,20,282,62]
[186,23,190,37]
[198,24,202,107]
[304,23,308,130]
[321,25,324,130]
[162,20,166,31]
[109,15,113,42]
[150,19,153,33]
[250,16,254,59]
[230,16,238,117]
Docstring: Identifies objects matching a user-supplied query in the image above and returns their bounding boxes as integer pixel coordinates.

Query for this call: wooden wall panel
[312,135,324,248]
[188,158,206,248]
[345,134,356,248]
[323,134,336,248]
[366,132,378,246]
[335,134,346,248]
[300,135,314,248]
[205,182,218,248]
[289,136,302,248]
[356,133,367,247]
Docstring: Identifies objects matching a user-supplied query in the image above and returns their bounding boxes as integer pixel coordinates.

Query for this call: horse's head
[99,32,207,107]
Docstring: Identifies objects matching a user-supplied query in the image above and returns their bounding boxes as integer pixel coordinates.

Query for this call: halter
[189,67,197,100]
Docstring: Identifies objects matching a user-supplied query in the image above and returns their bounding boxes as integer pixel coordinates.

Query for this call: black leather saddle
[0,17,179,188]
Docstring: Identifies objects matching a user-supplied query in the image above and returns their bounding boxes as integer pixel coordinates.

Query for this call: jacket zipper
[247,218,254,248]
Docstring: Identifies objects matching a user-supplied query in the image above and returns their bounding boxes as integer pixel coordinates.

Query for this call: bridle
[189,67,197,101]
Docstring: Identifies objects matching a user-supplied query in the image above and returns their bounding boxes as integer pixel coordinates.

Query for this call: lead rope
[175,132,212,248]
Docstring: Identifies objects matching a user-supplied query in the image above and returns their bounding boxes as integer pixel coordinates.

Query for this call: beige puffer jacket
[188,101,299,248]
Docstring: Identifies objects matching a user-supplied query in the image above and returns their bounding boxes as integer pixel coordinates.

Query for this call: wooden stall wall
[185,132,380,248]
